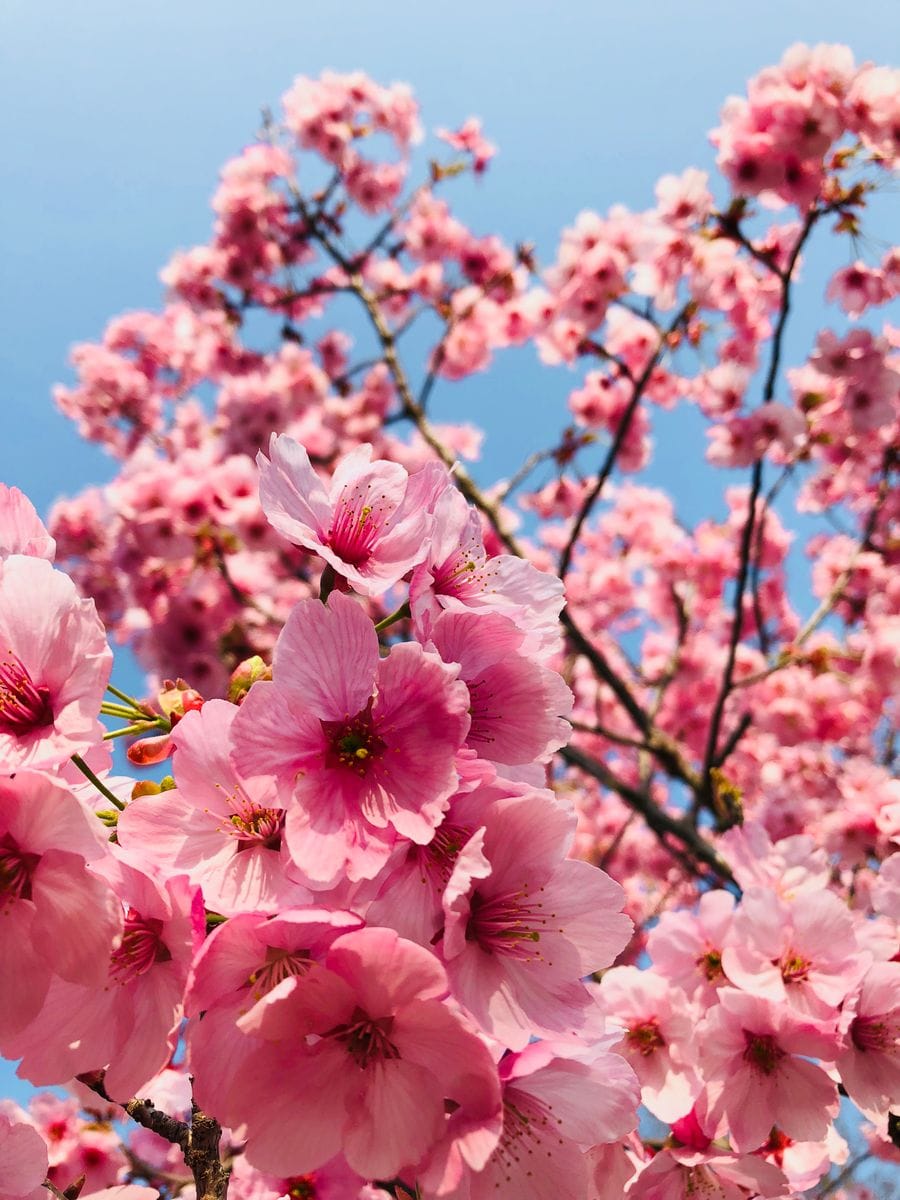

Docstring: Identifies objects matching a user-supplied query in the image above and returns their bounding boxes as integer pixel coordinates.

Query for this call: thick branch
[561,743,735,885]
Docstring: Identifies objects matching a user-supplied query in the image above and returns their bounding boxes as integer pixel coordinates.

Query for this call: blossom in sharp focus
[258,434,434,595]
[232,590,470,887]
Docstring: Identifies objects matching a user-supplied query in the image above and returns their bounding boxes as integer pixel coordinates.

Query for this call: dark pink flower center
[330,1007,399,1068]
[229,805,284,847]
[743,1031,785,1076]
[286,1179,318,1200]
[0,834,39,906]
[780,951,811,983]
[431,548,489,600]
[626,1018,666,1056]
[321,702,386,776]
[246,947,312,1000]
[851,1014,899,1054]
[697,948,724,982]
[0,652,54,736]
[466,885,553,961]
[213,781,284,848]
[326,490,386,566]
[110,908,171,984]
[414,822,469,892]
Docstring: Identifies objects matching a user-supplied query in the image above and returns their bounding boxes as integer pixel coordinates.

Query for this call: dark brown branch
[77,1075,229,1200]
[700,207,823,795]
[557,302,693,582]
[561,743,735,885]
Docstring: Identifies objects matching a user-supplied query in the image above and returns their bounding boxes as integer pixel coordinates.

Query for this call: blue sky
[0,0,897,1123]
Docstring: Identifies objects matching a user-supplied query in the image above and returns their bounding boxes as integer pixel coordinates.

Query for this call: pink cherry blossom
[258,434,433,595]
[697,988,840,1152]
[442,790,632,1048]
[836,962,900,1117]
[599,966,702,1123]
[232,590,470,886]
[429,609,572,766]
[5,858,202,1101]
[213,927,502,1182]
[427,1041,639,1200]
[0,1112,47,1200]
[627,1147,788,1200]
[118,699,310,915]
[0,771,121,1043]
[0,555,111,773]
[409,483,564,660]
[721,886,867,1018]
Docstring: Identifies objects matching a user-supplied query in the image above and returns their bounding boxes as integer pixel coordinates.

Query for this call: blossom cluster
[4,41,900,1200]
[0,464,640,1199]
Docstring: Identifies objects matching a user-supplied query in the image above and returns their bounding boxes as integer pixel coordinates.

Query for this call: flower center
[0,834,39,907]
[327,491,385,566]
[0,651,54,736]
[110,908,171,984]
[321,703,386,776]
[626,1019,666,1056]
[287,1179,318,1200]
[432,547,489,600]
[330,1007,399,1068]
[698,948,724,982]
[851,1014,898,1054]
[780,951,811,984]
[414,822,469,892]
[213,782,284,848]
[743,1031,785,1076]
[229,806,284,846]
[466,886,553,961]
[246,947,312,1001]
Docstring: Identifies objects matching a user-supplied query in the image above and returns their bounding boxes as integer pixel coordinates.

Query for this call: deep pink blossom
[424,1041,639,1199]
[836,962,900,1117]
[429,609,572,766]
[118,699,310,915]
[697,989,840,1152]
[442,790,631,1048]
[232,591,470,886]
[0,556,111,773]
[206,927,502,1182]
[409,483,564,660]
[0,772,120,1043]
[5,858,202,1101]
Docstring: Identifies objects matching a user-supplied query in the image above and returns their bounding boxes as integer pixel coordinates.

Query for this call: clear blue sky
[0,0,897,1121]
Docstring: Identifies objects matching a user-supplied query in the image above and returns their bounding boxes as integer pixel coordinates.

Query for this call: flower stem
[71,753,126,811]
[374,601,411,633]
[106,682,144,707]
[102,721,165,741]
[319,564,336,603]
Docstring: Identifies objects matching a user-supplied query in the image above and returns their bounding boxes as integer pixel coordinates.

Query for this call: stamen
[329,1007,400,1068]
[466,886,556,963]
[109,908,171,985]
[0,834,39,908]
[0,651,54,736]
[743,1031,785,1076]
[321,701,386,776]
